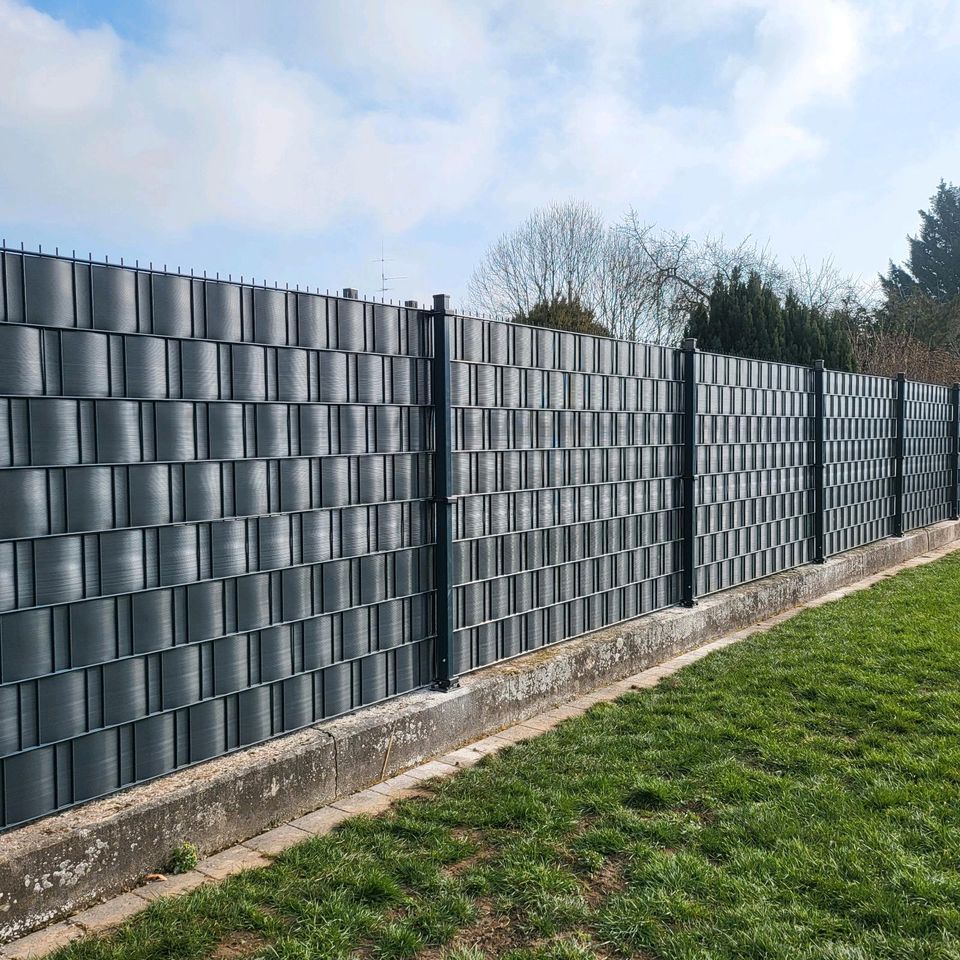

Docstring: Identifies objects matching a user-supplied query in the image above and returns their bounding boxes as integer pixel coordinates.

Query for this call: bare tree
[594,227,650,341]
[468,201,607,320]
[468,201,673,341]
[788,255,875,315]
[614,215,788,343]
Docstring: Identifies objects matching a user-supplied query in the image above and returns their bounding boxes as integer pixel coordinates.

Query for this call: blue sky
[2,0,959,308]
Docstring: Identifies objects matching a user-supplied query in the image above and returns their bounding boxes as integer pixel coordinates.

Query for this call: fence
[0,248,958,831]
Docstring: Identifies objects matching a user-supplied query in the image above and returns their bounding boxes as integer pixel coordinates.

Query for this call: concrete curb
[2,520,958,947]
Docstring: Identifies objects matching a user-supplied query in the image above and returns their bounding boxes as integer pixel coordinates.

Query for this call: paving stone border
[2,522,959,956]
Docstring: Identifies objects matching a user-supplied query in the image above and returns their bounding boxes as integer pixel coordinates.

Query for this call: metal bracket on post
[952,382,960,521]
[813,360,826,563]
[681,338,698,607]
[430,294,459,690]
[893,371,906,537]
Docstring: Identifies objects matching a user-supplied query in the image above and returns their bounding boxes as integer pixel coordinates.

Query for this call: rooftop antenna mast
[373,239,406,298]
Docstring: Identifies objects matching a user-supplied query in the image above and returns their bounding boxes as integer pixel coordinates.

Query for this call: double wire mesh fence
[0,249,957,830]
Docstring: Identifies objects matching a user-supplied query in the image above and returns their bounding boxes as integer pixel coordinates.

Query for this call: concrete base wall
[2,521,958,943]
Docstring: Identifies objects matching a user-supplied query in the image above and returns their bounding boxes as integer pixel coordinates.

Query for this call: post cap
[814,359,825,370]
[342,287,358,300]
[433,293,451,313]
[682,337,697,351]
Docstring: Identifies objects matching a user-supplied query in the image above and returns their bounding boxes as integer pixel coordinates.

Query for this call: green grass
[51,554,960,960]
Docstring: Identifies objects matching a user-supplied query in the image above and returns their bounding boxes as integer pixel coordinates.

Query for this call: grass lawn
[51,553,960,960]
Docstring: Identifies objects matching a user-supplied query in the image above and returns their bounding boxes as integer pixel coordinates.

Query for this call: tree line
[468,182,960,382]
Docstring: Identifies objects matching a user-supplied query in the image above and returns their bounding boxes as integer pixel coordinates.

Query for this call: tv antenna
[373,240,405,297]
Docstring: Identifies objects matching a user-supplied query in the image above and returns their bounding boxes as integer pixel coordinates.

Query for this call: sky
[1,0,959,309]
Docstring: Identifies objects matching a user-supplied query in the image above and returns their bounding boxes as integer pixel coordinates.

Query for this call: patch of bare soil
[444,828,491,877]
[677,799,717,824]
[417,897,519,959]
[210,932,269,959]
[582,859,625,910]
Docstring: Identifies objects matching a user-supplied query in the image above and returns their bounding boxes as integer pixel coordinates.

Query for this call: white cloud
[0,0,501,233]
[0,0,119,116]
[723,0,865,180]
[0,0,898,238]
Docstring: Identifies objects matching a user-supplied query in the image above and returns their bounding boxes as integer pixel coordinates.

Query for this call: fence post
[682,338,698,607]
[813,360,826,563]
[430,294,458,690]
[893,371,906,537]
[952,382,960,521]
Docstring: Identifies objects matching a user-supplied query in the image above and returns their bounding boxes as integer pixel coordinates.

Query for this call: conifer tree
[687,269,855,369]
[881,180,960,304]
[512,295,611,337]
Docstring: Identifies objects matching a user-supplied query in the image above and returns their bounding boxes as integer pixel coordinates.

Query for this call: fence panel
[695,353,815,595]
[0,251,436,830]
[823,371,897,555]
[903,379,954,531]
[448,316,684,673]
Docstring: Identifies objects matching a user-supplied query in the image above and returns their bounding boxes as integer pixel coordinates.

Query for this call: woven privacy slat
[0,323,432,404]
[0,637,433,827]
[0,251,436,830]
[0,508,433,612]
[2,250,959,830]
[3,253,430,354]
[0,398,433,467]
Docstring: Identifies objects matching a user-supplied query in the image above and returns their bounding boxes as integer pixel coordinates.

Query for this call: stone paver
[134,869,210,902]
[242,823,312,856]
[532,707,575,723]
[474,739,507,754]
[404,759,460,781]
[491,724,539,744]
[439,746,487,767]
[625,672,661,689]
[288,804,353,835]
[331,787,394,816]
[546,704,588,720]
[517,716,561,733]
[69,892,150,933]
[370,773,425,798]
[196,844,270,880]
[2,923,82,959]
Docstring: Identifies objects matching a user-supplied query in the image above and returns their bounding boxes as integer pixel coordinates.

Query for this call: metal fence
[1,250,958,831]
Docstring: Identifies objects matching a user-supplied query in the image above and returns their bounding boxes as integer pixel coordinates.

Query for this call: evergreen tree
[881,180,960,303]
[686,269,855,370]
[513,295,611,337]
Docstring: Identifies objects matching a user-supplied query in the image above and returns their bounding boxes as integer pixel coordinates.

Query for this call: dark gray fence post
[893,371,907,537]
[431,294,458,689]
[813,360,826,563]
[682,338,698,606]
[952,382,960,521]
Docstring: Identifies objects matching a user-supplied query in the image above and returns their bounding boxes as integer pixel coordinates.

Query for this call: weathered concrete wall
[2,520,958,943]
